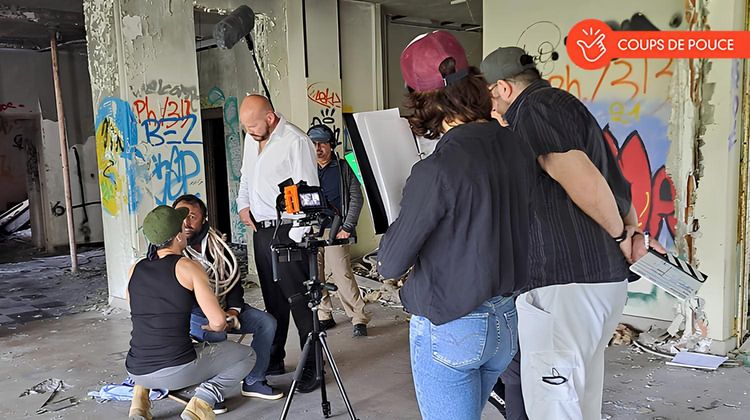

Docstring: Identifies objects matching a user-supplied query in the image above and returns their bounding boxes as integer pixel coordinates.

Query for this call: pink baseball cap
[400,31,470,92]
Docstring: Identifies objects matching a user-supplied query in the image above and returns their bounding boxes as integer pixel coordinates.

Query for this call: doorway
[200,108,232,241]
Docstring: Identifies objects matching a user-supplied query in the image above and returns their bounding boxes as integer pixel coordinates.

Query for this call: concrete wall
[0,49,103,249]
[84,0,207,306]
[484,0,747,351]
[0,116,29,211]
[340,0,384,258]
[386,23,482,112]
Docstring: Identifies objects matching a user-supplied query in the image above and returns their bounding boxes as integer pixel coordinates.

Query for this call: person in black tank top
[125,206,256,420]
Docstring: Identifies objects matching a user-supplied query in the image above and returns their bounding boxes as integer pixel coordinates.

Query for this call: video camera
[271,179,354,271]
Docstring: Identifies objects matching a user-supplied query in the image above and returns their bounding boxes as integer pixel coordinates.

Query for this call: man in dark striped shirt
[481,47,647,420]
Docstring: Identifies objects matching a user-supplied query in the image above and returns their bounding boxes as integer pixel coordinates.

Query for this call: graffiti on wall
[96,115,127,215]
[0,102,25,113]
[95,97,141,215]
[306,81,343,145]
[144,79,199,101]
[603,124,677,240]
[206,87,246,242]
[133,95,200,146]
[529,13,680,318]
[94,90,204,216]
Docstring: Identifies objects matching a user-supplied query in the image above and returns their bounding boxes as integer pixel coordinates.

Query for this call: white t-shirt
[236,114,319,223]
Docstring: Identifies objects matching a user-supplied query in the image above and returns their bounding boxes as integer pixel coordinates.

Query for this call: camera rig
[269,178,359,420]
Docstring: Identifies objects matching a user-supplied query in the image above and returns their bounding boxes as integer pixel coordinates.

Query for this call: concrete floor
[1,248,750,419]
[2,288,750,420]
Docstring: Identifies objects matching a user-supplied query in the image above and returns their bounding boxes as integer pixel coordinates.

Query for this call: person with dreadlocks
[173,194,283,401]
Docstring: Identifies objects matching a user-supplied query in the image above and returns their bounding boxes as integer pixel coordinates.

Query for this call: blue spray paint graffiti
[142,115,201,146]
[206,86,246,242]
[95,97,143,213]
[151,145,201,205]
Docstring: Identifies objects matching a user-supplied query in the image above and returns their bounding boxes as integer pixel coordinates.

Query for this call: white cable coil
[184,227,239,298]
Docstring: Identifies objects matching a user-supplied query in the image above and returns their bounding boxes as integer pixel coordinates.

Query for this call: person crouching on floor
[125,205,255,420]
[173,194,283,400]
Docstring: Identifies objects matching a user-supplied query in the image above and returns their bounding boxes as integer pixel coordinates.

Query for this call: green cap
[481,46,537,84]
[142,205,189,245]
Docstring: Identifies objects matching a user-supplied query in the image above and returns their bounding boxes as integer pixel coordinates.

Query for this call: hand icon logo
[576,28,607,63]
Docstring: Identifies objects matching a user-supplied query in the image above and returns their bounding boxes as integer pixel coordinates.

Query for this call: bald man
[236,95,322,393]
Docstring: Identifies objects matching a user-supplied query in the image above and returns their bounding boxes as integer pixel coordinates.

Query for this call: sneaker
[488,391,507,417]
[213,401,228,415]
[319,318,337,331]
[241,380,284,400]
[265,360,286,376]
[296,367,321,393]
[352,324,367,337]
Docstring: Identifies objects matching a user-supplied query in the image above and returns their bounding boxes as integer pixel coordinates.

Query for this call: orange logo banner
[568,19,750,69]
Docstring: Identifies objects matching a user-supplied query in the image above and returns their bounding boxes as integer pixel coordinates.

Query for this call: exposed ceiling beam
[0,4,84,30]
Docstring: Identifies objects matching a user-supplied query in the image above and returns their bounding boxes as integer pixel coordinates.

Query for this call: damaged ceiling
[0,0,483,52]
[0,0,86,50]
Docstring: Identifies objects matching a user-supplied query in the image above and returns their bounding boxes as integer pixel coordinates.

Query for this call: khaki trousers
[317,244,370,325]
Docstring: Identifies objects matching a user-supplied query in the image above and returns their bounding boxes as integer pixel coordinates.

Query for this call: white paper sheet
[666,351,727,370]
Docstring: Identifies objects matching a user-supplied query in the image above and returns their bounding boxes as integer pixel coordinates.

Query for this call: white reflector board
[345,109,421,233]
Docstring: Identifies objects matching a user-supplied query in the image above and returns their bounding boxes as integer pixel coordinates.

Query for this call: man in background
[307,124,370,337]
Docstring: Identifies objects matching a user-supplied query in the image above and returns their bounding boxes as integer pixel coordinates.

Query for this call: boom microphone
[214,5,255,50]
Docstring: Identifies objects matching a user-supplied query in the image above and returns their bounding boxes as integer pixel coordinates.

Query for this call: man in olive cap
[125,205,255,420]
[481,47,661,420]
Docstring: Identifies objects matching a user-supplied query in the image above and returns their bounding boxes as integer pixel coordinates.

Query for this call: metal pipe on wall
[50,32,79,273]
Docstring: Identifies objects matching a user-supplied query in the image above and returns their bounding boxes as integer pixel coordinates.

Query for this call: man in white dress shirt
[237,94,321,393]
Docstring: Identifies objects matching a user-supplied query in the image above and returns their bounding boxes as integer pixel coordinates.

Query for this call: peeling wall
[484,0,685,322]
[684,0,746,347]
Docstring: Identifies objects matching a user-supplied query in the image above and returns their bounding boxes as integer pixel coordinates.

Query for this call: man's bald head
[240,94,278,143]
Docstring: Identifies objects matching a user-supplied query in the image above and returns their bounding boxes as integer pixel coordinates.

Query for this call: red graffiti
[307,83,342,109]
[603,125,676,239]
[0,102,25,112]
[133,96,195,129]
[548,58,673,102]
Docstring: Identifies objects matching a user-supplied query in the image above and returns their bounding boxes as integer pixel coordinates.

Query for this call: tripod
[276,243,359,420]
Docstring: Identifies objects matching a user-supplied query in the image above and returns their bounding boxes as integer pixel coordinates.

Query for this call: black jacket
[377,121,536,325]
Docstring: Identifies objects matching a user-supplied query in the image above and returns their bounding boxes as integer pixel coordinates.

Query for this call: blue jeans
[410,295,518,420]
[189,303,276,385]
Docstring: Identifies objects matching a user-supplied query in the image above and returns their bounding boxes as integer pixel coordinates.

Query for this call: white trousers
[517,280,628,420]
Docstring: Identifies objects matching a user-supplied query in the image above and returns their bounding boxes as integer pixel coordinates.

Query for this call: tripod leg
[319,335,359,420]
[280,333,314,420]
[316,334,331,417]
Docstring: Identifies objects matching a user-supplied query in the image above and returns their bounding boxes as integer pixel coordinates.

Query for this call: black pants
[495,350,527,420]
[253,225,314,368]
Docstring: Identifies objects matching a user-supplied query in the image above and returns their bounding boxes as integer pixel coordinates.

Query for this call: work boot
[128,385,152,420]
[181,396,216,420]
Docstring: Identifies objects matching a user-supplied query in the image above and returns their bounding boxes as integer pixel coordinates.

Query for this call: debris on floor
[611,323,638,346]
[351,250,406,308]
[19,378,70,397]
